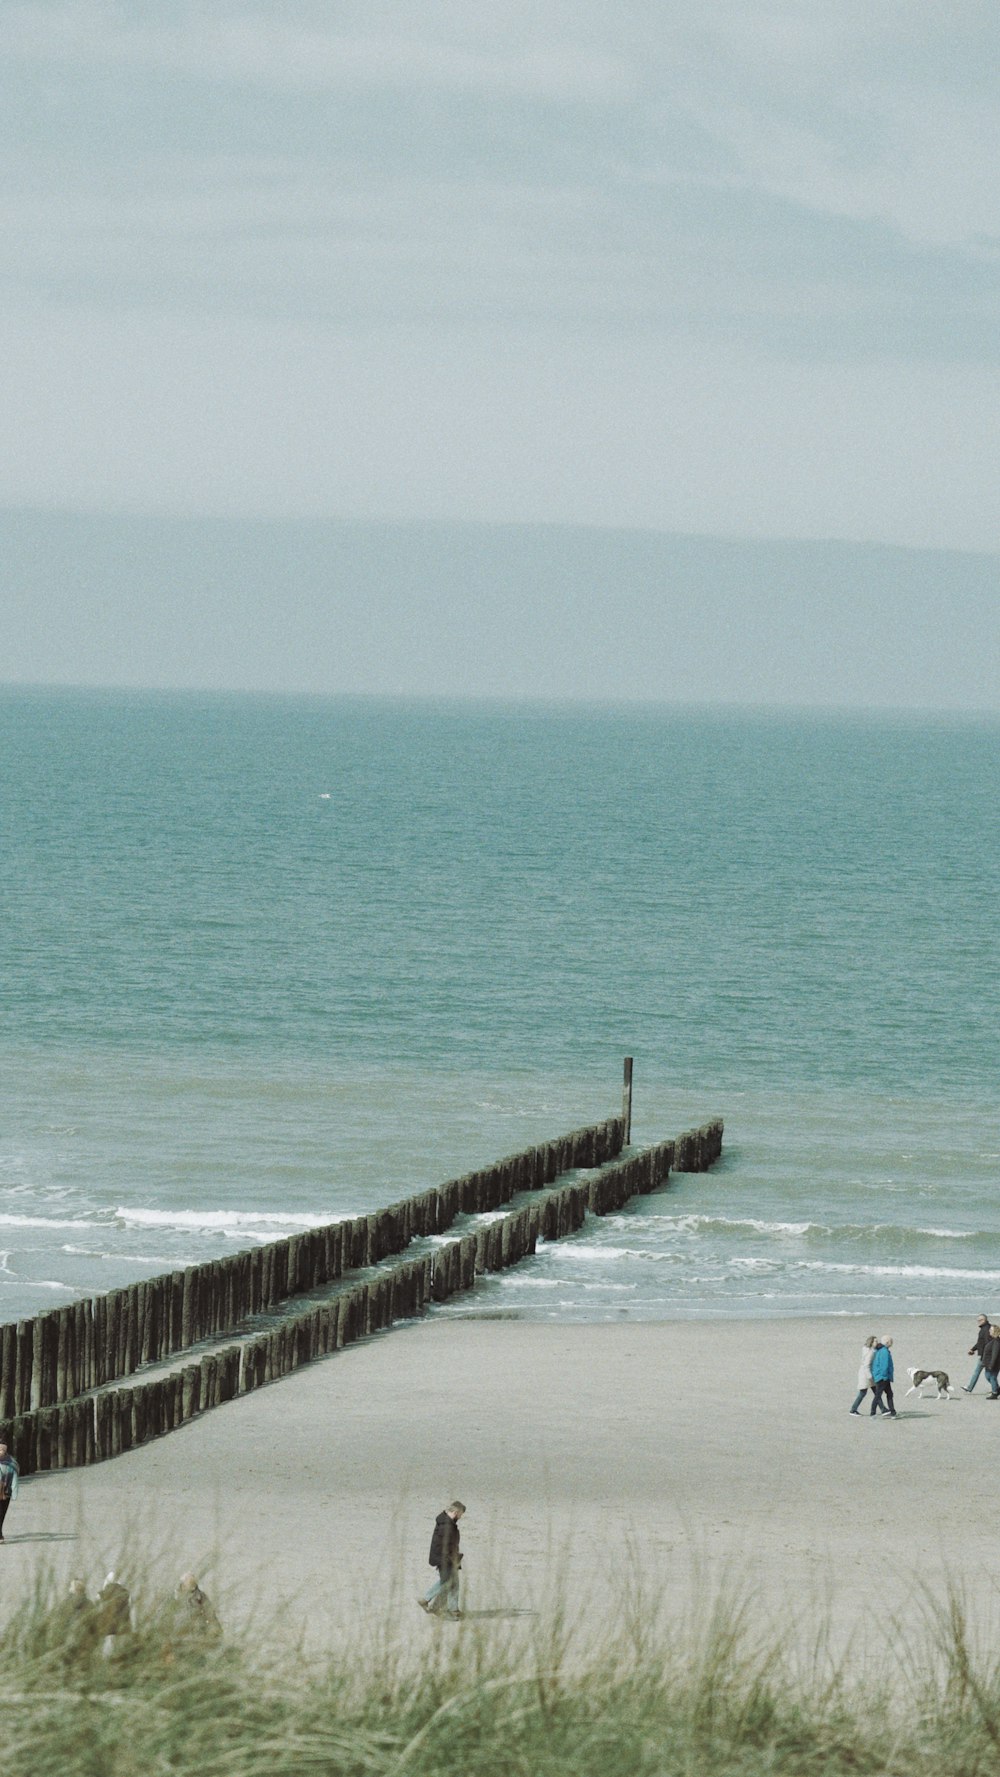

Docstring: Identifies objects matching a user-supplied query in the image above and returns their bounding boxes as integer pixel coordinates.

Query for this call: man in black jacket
[418,1501,465,1619]
[964,1314,993,1392]
[983,1325,1000,1400]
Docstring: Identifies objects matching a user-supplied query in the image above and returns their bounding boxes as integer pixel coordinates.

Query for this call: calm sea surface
[1,689,998,1325]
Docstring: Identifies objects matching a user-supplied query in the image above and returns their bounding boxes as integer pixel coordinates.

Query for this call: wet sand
[9,1315,996,1663]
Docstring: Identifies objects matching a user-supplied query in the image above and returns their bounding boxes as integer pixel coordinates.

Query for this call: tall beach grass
[3,1557,1000,1777]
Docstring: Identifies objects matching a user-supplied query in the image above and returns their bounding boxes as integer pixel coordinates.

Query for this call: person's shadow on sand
[453,1608,536,1620]
[2,1531,78,1543]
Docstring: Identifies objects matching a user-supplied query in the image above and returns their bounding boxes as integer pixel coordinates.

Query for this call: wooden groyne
[1,1115,722,1475]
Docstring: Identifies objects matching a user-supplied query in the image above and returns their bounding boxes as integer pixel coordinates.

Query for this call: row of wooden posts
[1,1117,723,1475]
[0,1117,626,1422]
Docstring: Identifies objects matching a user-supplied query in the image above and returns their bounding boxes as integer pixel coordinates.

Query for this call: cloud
[4,2,636,101]
[2,299,999,553]
[7,1,999,261]
[2,1,999,545]
[666,81,1000,257]
[1,139,995,371]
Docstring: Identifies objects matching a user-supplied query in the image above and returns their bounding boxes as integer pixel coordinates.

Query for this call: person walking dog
[982,1325,1000,1399]
[964,1314,993,1393]
[870,1337,896,1417]
[418,1501,465,1619]
[0,1442,19,1540]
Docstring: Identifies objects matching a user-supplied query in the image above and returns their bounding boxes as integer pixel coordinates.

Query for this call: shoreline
[434,1305,995,1319]
[8,1313,998,1664]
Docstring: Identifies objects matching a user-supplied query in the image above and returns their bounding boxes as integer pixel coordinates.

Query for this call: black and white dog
[904,1366,958,1401]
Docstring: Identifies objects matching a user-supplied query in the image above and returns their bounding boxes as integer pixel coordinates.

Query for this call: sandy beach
[8,1315,998,1664]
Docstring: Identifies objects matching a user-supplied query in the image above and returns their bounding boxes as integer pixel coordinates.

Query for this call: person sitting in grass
[173,1572,222,1642]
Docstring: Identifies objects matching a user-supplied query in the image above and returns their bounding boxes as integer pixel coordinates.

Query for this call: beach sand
[8,1315,997,1665]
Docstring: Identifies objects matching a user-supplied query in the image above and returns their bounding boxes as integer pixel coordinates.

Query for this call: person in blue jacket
[870,1336,896,1417]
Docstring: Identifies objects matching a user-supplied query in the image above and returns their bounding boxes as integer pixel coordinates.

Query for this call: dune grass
[3,1561,1000,1777]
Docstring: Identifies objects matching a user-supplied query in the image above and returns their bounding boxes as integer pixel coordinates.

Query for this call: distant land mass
[2,509,998,711]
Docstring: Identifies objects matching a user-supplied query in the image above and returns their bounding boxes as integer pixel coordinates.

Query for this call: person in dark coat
[982,1325,1000,1399]
[964,1314,993,1392]
[418,1501,465,1619]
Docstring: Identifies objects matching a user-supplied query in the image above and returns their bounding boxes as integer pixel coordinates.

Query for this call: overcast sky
[4,0,1000,544]
[2,3,999,703]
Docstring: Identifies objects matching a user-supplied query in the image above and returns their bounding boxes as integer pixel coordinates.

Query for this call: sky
[2,2,999,703]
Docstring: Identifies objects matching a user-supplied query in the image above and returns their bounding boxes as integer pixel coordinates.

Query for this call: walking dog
[904,1366,958,1401]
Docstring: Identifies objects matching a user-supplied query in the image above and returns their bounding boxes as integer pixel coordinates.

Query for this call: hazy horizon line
[4,679,998,724]
[3,502,999,566]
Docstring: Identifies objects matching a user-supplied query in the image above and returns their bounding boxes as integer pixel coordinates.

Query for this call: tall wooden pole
[622,1056,633,1144]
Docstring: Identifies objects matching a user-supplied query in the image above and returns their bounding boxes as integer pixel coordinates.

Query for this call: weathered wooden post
[622,1056,633,1145]
[0,1324,14,1419]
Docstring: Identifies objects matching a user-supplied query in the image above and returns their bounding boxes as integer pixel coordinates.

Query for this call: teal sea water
[1,688,998,1326]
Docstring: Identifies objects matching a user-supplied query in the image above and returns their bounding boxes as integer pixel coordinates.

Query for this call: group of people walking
[963,1314,1000,1396]
[851,1335,897,1416]
[850,1313,1000,1417]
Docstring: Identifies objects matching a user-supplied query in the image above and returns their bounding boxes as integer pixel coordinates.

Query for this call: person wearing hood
[94,1572,132,1655]
[850,1335,879,1415]
[418,1501,465,1619]
[48,1578,99,1661]
[982,1325,1000,1400]
[870,1336,896,1417]
[162,1572,222,1658]
[173,1572,222,1642]
[0,1442,19,1541]
[964,1314,994,1392]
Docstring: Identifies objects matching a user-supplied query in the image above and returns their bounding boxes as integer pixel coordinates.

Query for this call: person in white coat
[849,1335,878,1414]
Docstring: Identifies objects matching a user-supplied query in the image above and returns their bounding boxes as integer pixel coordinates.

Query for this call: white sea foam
[915,1226,977,1240]
[578,1280,637,1292]
[541,1243,686,1266]
[16,1280,86,1293]
[114,1207,335,1232]
[541,1244,633,1262]
[615,1213,989,1243]
[793,1261,1000,1281]
[60,1244,183,1266]
[676,1215,818,1237]
[500,1276,559,1289]
[0,1213,102,1232]
[609,1213,824,1238]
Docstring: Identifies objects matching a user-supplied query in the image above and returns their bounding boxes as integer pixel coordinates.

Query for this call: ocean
[1,688,998,1326]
